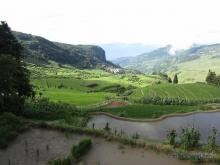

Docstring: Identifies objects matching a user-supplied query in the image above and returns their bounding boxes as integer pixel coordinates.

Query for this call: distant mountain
[100,43,159,60]
[112,44,220,83]
[112,45,173,73]
[13,31,116,69]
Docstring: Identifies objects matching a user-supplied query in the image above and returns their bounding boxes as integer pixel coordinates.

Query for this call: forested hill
[13,31,116,69]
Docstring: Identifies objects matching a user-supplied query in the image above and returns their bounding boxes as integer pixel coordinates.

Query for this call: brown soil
[0,129,212,165]
[105,101,128,108]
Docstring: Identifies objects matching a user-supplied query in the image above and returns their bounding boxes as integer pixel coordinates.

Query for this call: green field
[131,83,220,100]
[104,104,198,119]
[29,62,220,106]
[32,77,116,105]
[30,63,159,106]
[28,62,158,88]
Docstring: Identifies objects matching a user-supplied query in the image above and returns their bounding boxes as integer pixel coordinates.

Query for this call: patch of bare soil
[105,101,128,108]
[0,129,209,165]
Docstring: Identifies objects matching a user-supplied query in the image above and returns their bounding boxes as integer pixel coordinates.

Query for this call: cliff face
[13,31,113,69]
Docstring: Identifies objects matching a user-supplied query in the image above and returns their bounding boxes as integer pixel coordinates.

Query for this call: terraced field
[131,83,220,100]
[30,63,158,106]
[103,104,198,119]
[32,78,116,105]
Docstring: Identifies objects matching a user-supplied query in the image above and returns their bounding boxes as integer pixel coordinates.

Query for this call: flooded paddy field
[0,128,207,165]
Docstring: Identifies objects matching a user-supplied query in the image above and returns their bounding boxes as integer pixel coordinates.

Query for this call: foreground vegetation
[0,113,27,148]
[49,138,92,165]
[32,122,220,164]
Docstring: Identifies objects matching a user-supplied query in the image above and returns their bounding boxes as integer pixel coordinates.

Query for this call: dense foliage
[0,113,25,148]
[180,128,200,150]
[173,74,178,84]
[0,22,34,114]
[206,70,220,86]
[23,98,88,127]
[207,127,217,151]
[167,129,177,145]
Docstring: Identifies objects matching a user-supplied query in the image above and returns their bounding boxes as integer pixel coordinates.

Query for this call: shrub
[49,156,72,165]
[71,138,92,160]
[104,122,111,131]
[167,129,177,146]
[207,127,217,151]
[180,128,200,150]
[0,112,25,148]
[23,98,77,120]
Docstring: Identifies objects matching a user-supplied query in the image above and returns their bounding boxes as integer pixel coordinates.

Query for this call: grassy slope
[131,83,220,100]
[29,63,157,105]
[104,104,198,119]
[168,55,220,83]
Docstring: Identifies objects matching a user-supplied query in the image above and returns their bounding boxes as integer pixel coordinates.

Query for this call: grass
[41,88,114,105]
[32,77,117,105]
[103,104,198,119]
[28,63,157,88]
[29,63,158,106]
[131,83,220,101]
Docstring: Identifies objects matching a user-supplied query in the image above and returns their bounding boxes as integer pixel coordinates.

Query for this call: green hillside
[30,63,158,105]
[131,83,220,100]
[13,31,116,69]
[113,44,220,83]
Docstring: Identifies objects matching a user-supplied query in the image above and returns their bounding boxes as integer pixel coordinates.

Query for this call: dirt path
[0,129,212,165]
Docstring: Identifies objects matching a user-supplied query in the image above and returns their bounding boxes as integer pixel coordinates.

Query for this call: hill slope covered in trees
[13,31,116,69]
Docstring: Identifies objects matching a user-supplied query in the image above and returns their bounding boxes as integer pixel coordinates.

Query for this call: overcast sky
[1,0,220,50]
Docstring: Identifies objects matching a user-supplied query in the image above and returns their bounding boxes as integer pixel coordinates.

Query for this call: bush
[0,112,25,148]
[180,128,200,150]
[71,138,92,160]
[167,129,177,146]
[104,122,111,131]
[23,98,77,120]
[49,156,72,165]
[207,127,217,151]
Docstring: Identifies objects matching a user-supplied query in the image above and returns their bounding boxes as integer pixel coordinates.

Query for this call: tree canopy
[206,70,220,86]
[173,74,178,84]
[0,21,34,114]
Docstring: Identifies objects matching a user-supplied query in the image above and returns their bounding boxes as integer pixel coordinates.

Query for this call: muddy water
[87,112,220,143]
[0,129,205,165]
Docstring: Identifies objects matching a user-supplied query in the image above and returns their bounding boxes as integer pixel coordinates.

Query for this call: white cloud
[1,0,220,47]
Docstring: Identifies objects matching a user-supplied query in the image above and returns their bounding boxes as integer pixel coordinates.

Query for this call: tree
[0,21,34,114]
[206,70,217,84]
[0,22,22,59]
[168,77,172,83]
[173,74,178,84]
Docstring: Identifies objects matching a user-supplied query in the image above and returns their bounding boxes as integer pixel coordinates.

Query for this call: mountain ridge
[13,31,116,69]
